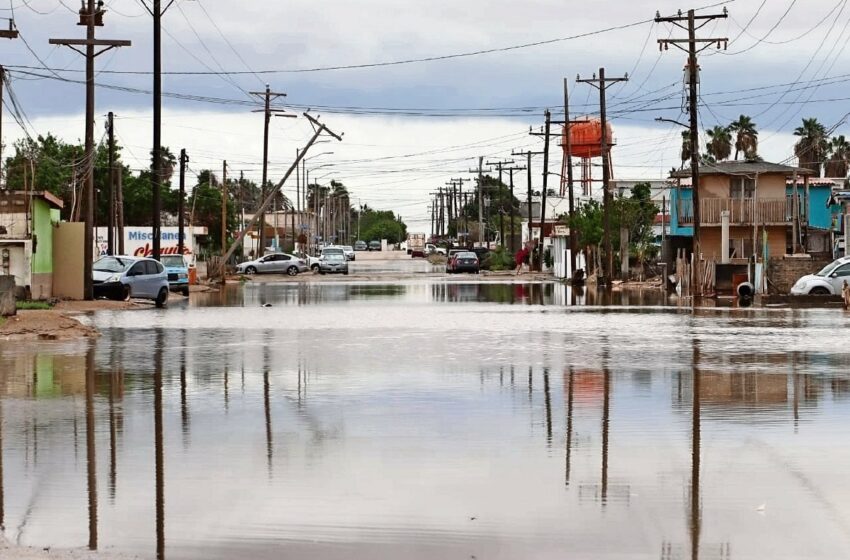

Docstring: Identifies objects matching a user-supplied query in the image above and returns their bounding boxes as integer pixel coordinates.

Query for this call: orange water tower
[561,118,614,197]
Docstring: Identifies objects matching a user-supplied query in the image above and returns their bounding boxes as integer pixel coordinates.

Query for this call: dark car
[453,251,480,274]
[446,249,467,273]
[368,240,382,251]
[354,240,368,251]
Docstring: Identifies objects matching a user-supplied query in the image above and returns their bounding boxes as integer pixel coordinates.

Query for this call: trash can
[188,266,198,285]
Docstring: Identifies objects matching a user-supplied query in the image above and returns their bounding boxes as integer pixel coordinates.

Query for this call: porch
[677,196,805,226]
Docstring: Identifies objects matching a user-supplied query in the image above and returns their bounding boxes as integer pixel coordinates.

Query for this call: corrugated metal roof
[670,160,814,178]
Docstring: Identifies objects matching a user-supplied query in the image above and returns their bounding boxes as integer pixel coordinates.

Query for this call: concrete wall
[767,255,832,294]
[53,222,85,300]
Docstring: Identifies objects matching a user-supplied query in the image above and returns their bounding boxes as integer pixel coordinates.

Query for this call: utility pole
[513,148,545,258]
[178,149,188,256]
[221,161,227,256]
[656,8,728,296]
[117,169,124,255]
[250,86,292,253]
[446,178,470,242]
[486,160,514,249]
[578,69,628,284]
[50,2,130,300]
[503,165,526,253]
[469,158,490,247]
[107,111,115,255]
[0,21,20,186]
[564,78,578,278]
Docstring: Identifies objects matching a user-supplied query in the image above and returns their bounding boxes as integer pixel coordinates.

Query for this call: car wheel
[311,264,320,272]
[155,288,169,309]
[287,266,298,276]
[182,286,190,297]
[809,286,831,295]
[245,266,258,275]
[121,284,132,302]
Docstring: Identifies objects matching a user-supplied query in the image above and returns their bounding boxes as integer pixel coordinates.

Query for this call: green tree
[358,207,407,244]
[729,115,758,160]
[188,169,239,253]
[826,135,850,178]
[705,125,732,161]
[794,118,829,177]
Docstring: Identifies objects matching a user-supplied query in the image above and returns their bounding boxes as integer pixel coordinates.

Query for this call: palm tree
[705,125,732,161]
[826,135,850,178]
[794,118,829,177]
[729,115,758,160]
[680,131,691,168]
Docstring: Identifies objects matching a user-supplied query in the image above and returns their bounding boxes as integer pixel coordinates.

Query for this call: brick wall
[767,256,832,294]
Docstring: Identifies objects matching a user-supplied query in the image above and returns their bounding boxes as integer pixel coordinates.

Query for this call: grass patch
[16,301,53,310]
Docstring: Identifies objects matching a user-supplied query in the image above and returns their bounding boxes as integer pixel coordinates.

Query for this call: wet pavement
[2,277,850,559]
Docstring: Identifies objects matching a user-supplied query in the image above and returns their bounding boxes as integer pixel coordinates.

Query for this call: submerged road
[1,255,849,559]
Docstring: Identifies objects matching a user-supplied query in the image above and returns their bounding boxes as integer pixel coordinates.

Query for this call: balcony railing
[677,196,805,226]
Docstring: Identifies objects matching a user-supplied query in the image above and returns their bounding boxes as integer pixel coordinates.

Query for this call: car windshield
[93,257,134,273]
[160,256,186,267]
[326,254,345,262]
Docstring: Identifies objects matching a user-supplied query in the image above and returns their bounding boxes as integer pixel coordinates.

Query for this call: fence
[678,196,804,226]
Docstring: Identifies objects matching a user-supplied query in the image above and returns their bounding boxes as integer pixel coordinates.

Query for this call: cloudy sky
[3,0,849,230]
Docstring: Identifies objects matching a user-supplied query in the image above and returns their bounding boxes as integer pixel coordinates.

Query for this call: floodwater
[2,280,850,559]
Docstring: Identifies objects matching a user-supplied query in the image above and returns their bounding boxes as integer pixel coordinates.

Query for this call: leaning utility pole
[50,2,130,300]
[656,8,728,296]
[486,160,514,249]
[107,111,115,255]
[250,86,292,253]
[178,149,188,256]
[0,21,20,186]
[578,69,628,284]
[221,161,228,255]
[220,113,342,268]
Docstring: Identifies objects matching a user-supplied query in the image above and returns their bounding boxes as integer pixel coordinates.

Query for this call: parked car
[453,251,480,274]
[368,240,382,251]
[354,240,368,251]
[445,249,467,273]
[92,256,169,307]
[160,254,190,296]
[342,245,356,261]
[309,246,346,271]
[426,243,447,256]
[318,253,349,275]
[790,256,850,295]
[236,253,308,276]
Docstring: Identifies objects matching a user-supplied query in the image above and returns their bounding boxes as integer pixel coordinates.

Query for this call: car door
[126,261,147,297]
[273,254,292,273]
[828,262,850,292]
[256,255,274,273]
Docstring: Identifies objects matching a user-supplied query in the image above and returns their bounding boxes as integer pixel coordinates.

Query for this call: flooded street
[2,274,850,559]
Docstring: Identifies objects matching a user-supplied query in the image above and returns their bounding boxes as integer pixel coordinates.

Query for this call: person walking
[515,244,529,276]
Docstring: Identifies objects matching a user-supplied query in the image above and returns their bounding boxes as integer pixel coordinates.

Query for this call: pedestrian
[515,245,528,276]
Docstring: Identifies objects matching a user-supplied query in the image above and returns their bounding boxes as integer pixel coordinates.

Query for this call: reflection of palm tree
[705,126,732,161]
[794,118,829,177]
[729,115,758,160]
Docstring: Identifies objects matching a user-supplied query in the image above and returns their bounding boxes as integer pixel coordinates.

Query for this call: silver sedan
[236,253,309,276]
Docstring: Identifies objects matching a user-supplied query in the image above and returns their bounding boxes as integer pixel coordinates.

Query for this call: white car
[342,245,356,261]
[236,253,308,276]
[790,256,850,295]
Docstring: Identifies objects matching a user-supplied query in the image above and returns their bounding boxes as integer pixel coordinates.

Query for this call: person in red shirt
[515,246,528,275]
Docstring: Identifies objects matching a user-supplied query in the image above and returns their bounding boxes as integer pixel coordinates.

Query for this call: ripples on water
[1,282,849,559]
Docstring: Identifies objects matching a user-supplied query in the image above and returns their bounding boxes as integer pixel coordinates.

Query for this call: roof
[670,160,814,179]
[0,190,64,209]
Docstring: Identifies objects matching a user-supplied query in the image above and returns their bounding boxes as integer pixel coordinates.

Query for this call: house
[786,177,842,256]
[669,161,814,260]
[0,191,63,299]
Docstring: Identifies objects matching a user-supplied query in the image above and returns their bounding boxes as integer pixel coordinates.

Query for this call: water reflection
[0,297,849,558]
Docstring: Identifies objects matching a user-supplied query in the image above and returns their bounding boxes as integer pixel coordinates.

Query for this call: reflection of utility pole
[578,69,628,285]
[250,86,292,252]
[565,367,575,487]
[656,8,728,296]
[154,330,165,560]
[85,344,97,550]
[50,1,130,299]
[691,338,702,560]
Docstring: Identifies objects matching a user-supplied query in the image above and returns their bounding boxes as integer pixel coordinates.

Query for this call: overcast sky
[3,0,849,229]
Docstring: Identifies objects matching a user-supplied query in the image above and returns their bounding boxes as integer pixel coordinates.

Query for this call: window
[833,263,850,278]
[129,262,146,276]
[276,254,290,261]
[144,261,161,275]
[730,177,755,199]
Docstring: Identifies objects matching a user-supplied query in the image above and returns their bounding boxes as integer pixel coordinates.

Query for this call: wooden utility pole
[250,86,292,253]
[221,161,227,255]
[117,171,124,255]
[578,69,628,284]
[512,149,545,257]
[486,160,514,249]
[50,3,130,300]
[107,111,115,255]
[502,165,526,254]
[0,22,20,186]
[468,158,490,247]
[563,78,579,278]
[178,149,188,256]
[656,8,728,295]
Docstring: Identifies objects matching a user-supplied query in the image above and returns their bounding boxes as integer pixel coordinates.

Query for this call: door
[126,261,147,297]
[270,254,291,273]
[256,255,274,273]
[145,260,164,297]
[828,262,850,293]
